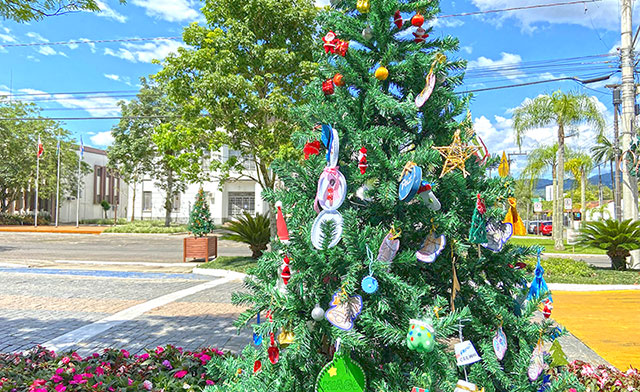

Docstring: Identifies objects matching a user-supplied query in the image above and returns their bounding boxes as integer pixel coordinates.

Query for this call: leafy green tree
[0,101,88,213]
[108,79,188,227]
[578,219,640,270]
[204,1,579,391]
[222,212,270,259]
[154,0,317,234]
[565,152,593,227]
[520,144,558,221]
[0,0,125,22]
[188,188,214,237]
[513,91,605,250]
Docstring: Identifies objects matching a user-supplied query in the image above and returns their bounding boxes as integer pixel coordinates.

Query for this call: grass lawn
[511,236,606,255]
[524,257,640,285]
[104,220,188,234]
[198,256,257,274]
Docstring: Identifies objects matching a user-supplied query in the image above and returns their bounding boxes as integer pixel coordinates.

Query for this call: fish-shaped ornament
[416,232,446,263]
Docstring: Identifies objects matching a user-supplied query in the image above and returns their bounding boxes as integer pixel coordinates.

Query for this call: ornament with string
[325,286,363,331]
[275,201,290,244]
[528,330,545,381]
[406,318,436,353]
[267,332,279,364]
[361,244,378,294]
[315,339,366,392]
[415,53,446,108]
[277,254,292,294]
[454,318,482,387]
[357,147,368,174]
[492,316,507,361]
[377,226,401,264]
[432,129,480,178]
[416,220,446,263]
[252,312,263,346]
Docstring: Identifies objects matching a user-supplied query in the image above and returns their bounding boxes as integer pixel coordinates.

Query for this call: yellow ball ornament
[375,66,389,81]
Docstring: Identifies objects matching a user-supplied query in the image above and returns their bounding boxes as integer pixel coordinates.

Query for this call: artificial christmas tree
[183,188,216,262]
[205,1,580,391]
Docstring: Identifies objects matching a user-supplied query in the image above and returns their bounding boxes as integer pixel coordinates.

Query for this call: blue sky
[0,0,632,176]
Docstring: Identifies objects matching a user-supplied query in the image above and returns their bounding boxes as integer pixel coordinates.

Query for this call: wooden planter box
[183,236,218,262]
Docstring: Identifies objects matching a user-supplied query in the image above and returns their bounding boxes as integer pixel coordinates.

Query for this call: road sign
[534,201,543,213]
[564,198,572,211]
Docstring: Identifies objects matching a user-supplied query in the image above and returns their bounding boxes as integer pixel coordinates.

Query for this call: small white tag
[454,340,481,366]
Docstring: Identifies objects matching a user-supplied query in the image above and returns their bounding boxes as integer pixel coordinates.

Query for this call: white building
[128,146,268,224]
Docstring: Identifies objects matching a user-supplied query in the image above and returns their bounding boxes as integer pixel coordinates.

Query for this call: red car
[540,221,552,236]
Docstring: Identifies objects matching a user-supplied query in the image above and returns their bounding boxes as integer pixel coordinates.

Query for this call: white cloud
[93,0,127,23]
[315,0,330,5]
[131,0,201,22]
[0,33,16,43]
[67,43,79,50]
[36,45,67,57]
[26,55,40,62]
[8,87,123,118]
[430,17,465,28]
[104,39,184,63]
[26,32,48,42]
[90,131,115,147]
[470,0,633,32]
[104,74,121,81]
[461,46,473,54]
[468,52,524,81]
[78,38,97,53]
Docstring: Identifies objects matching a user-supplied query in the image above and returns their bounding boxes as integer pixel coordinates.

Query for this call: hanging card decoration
[549,339,568,367]
[528,338,545,381]
[325,290,363,331]
[398,162,422,202]
[406,319,436,353]
[415,54,446,108]
[454,380,484,392]
[315,167,347,212]
[377,228,401,263]
[482,220,513,253]
[493,326,507,361]
[315,350,366,392]
[416,232,446,263]
[454,340,481,366]
[432,130,480,178]
[528,248,552,302]
[311,210,343,249]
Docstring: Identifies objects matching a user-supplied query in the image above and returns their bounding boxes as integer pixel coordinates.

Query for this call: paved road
[0,266,251,356]
[0,232,251,265]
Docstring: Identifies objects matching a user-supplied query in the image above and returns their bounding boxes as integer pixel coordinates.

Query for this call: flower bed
[567,360,640,391]
[0,345,223,392]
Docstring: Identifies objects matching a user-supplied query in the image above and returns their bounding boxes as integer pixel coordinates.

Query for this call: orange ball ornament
[411,12,424,27]
[333,73,345,87]
[375,66,389,81]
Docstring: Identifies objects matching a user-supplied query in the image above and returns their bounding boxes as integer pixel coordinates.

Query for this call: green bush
[79,218,128,225]
[524,256,594,278]
[221,212,270,259]
[578,219,640,270]
[0,212,51,225]
[104,220,188,233]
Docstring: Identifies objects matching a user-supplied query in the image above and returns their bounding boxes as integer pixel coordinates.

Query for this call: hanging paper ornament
[493,326,507,361]
[549,339,568,367]
[416,232,446,263]
[375,66,389,81]
[268,333,279,364]
[406,319,436,353]
[469,194,488,245]
[416,53,446,108]
[315,167,347,211]
[528,249,552,302]
[253,360,262,373]
[252,313,263,346]
[454,340,482,366]
[358,147,368,174]
[278,328,295,348]
[312,304,325,321]
[321,124,339,168]
[275,201,290,244]
[325,290,363,331]
[377,228,401,263]
[315,351,366,392]
[411,12,424,26]
[528,338,545,381]
[398,162,422,202]
[322,31,337,54]
[303,140,321,160]
[356,0,370,13]
[311,210,343,249]
[413,27,428,43]
[482,220,512,252]
[417,182,441,211]
[335,40,349,57]
[323,79,335,96]
[362,26,373,41]
[333,73,345,87]
[454,380,484,392]
[498,151,510,177]
[394,10,403,29]
[503,197,526,236]
[432,130,480,178]
[542,298,553,319]
[361,245,378,294]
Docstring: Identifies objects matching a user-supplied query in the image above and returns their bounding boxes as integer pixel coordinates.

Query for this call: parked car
[540,221,553,236]
[528,220,541,234]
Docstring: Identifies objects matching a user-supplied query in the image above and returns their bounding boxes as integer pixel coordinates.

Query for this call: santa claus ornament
[394,10,403,29]
[322,31,337,53]
[358,147,368,174]
[275,201,290,243]
[303,140,321,159]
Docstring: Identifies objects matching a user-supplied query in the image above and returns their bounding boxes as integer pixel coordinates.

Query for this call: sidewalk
[0,225,106,234]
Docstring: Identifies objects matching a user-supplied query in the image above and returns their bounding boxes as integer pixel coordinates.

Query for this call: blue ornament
[528,248,552,302]
[398,163,422,202]
[361,276,378,294]
[253,313,263,346]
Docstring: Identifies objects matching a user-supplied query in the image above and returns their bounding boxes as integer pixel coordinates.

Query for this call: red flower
[175,370,188,378]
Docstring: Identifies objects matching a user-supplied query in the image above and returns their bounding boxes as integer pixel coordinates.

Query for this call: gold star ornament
[328,366,338,377]
[432,130,480,178]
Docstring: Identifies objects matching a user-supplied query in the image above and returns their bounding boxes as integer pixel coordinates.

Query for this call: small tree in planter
[578,219,640,270]
[183,188,217,262]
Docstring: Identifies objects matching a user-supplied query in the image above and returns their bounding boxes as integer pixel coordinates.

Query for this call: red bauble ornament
[322,79,335,95]
[333,73,345,87]
[303,140,321,159]
[253,360,262,373]
[411,12,424,27]
[335,40,349,57]
[394,10,403,29]
[268,333,279,364]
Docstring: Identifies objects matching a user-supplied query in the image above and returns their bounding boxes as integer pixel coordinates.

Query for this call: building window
[172,194,181,212]
[143,191,152,211]
[94,166,103,204]
[228,192,255,217]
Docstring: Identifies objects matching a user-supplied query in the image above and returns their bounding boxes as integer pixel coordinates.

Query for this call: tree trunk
[552,165,557,236]
[580,169,586,228]
[130,182,136,222]
[164,169,173,228]
[610,159,615,216]
[555,125,565,250]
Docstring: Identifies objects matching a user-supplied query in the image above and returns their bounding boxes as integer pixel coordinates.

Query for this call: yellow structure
[503,197,526,236]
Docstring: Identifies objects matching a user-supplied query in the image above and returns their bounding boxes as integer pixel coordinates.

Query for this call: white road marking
[42,276,239,353]
[54,259,202,267]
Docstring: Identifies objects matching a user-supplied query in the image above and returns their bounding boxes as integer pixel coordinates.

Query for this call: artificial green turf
[524,257,640,285]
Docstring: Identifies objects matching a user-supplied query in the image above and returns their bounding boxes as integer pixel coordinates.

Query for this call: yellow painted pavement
[552,290,640,370]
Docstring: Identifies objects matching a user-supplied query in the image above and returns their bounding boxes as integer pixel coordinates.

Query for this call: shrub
[578,219,640,270]
[0,212,50,226]
[0,345,224,392]
[524,257,595,278]
[567,360,640,391]
[221,212,270,259]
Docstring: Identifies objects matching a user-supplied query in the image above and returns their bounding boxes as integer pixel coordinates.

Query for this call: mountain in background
[530,172,614,196]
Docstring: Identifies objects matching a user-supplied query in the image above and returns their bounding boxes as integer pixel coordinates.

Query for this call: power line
[0,116,174,121]
[0,36,181,48]
[3,89,138,97]
[457,73,613,94]
[439,0,602,18]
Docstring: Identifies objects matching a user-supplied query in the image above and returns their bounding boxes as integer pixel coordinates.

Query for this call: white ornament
[312,304,325,321]
[362,26,373,41]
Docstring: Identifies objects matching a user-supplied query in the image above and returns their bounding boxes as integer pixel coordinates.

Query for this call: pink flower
[567,389,576,392]
[95,366,104,375]
[206,380,215,385]
[33,389,46,392]
[200,354,211,364]
[615,380,623,387]
[55,384,67,392]
[71,352,82,361]
[31,379,46,387]
[51,375,63,383]
[92,353,99,358]
[174,370,188,379]
[121,350,130,358]
[139,353,149,361]
[55,368,65,375]
[61,357,70,365]
[92,382,103,389]
[155,346,164,354]
[128,378,133,386]
[143,380,153,390]
[108,388,114,392]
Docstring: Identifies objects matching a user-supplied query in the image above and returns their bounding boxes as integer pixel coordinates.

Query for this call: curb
[548,283,640,291]
[544,253,605,258]
[192,267,247,280]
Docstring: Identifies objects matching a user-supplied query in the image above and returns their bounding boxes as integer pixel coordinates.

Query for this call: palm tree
[578,219,640,270]
[521,144,558,232]
[565,152,593,227]
[513,90,605,250]
[590,135,616,213]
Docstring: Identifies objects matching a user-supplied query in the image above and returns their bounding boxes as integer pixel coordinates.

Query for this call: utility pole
[612,87,622,221]
[620,0,640,267]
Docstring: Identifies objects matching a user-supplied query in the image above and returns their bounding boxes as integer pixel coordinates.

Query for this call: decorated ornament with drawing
[528,338,545,381]
[377,230,400,263]
[454,380,484,392]
[416,232,446,263]
[406,319,436,353]
[417,182,441,211]
[315,350,366,392]
[454,340,481,366]
[398,162,422,202]
[315,167,347,211]
[493,326,507,361]
[361,245,378,294]
[311,210,343,249]
[325,290,363,331]
[482,220,512,252]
